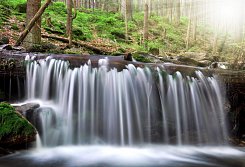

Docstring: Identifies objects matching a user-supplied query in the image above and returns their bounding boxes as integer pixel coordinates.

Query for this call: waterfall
[26,57,227,147]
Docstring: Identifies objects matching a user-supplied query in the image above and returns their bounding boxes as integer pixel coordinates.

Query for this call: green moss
[133,53,152,63]
[0,102,36,140]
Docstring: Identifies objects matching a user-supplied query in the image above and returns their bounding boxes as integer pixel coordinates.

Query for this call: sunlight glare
[210,0,245,36]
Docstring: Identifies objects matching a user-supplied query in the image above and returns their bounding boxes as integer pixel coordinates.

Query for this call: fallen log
[0,50,245,83]
[41,34,109,55]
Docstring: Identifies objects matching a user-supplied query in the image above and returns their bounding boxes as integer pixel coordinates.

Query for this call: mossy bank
[0,102,36,147]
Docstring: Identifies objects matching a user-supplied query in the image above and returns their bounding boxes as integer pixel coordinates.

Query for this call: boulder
[15,103,40,116]
[123,53,133,61]
[0,102,37,147]
[209,62,229,69]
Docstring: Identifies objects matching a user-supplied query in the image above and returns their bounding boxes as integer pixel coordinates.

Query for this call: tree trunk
[124,2,128,42]
[23,0,41,49]
[15,0,52,47]
[176,0,181,24]
[185,0,193,50]
[122,0,132,21]
[66,0,73,46]
[143,3,149,48]
[66,0,77,47]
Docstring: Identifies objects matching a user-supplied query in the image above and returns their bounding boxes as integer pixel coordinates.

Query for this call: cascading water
[26,57,227,147]
[2,56,245,167]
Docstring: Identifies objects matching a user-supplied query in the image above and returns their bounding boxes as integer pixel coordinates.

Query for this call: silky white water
[1,146,245,167]
[1,57,245,167]
[25,57,227,147]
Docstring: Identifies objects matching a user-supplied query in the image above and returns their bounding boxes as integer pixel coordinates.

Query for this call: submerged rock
[0,102,37,147]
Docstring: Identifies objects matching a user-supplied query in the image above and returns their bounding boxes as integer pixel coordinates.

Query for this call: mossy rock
[0,102,36,147]
[27,42,57,52]
[149,48,159,55]
[132,52,152,63]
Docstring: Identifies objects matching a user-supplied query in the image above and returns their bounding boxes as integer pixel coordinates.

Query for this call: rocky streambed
[0,49,245,154]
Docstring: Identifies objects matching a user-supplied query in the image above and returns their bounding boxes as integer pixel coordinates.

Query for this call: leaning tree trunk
[15,0,52,47]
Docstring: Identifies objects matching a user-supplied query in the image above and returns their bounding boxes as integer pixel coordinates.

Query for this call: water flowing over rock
[25,57,227,147]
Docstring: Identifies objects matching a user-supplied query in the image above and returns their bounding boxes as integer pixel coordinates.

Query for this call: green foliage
[0,102,36,140]
[0,0,236,62]
[11,23,19,30]
[0,0,26,11]
[0,5,11,26]
[42,3,125,41]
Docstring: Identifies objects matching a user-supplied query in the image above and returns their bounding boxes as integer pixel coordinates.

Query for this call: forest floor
[0,1,245,69]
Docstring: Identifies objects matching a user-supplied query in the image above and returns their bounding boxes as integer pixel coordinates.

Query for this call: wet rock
[15,103,40,116]
[124,53,132,61]
[14,103,44,134]
[209,62,229,69]
[0,44,12,51]
[12,46,25,51]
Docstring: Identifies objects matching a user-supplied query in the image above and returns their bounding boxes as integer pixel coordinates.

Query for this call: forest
[0,0,244,68]
[0,0,245,167]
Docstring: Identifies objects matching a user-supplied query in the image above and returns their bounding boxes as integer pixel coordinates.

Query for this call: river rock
[0,44,12,51]
[124,53,133,61]
[209,62,229,69]
[14,103,40,116]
